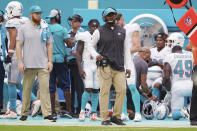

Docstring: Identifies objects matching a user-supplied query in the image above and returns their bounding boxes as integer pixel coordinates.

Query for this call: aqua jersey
[49,24,69,63]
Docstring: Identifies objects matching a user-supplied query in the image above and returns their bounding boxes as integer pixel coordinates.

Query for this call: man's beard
[32,16,41,24]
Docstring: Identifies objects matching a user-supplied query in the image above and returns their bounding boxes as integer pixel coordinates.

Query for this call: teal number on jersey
[185,60,192,77]
[174,60,192,78]
[153,59,163,64]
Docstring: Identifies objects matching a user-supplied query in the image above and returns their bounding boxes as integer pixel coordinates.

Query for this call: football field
[0,116,197,131]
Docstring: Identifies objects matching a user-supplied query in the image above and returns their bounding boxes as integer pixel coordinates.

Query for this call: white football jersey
[150,47,170,65]
[6,17,28,49]
[75,31,96,63]
[164,52,193,82]
[5,17,28,59]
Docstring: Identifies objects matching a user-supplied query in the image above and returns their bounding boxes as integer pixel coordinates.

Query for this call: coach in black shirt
[89,7,131,125]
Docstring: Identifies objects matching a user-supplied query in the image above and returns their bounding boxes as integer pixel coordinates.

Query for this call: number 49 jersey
[164,52,193,82]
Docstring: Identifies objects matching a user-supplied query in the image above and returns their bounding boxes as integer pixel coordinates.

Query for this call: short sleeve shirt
[17,20,53,68]
[49,24,69,63]
[134,55,148,88]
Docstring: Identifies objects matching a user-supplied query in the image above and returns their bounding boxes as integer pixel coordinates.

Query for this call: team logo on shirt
[117,32,121,36]
[184,17,192,27]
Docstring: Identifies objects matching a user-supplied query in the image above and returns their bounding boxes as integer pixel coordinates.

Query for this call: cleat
[133,113,142,122]
[20,115,28,121]
[181,107,190,120]
[121,113,129,121]
[44,115,56,122]
[111,116,126,125]
[0,110,17,119]
[79,110,85,121]
[90,113,99,121]
[31,100,41,117]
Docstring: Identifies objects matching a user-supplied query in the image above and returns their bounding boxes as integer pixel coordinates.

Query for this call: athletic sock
[3,83,9,106]
[128,84,140,113]
[8,84,17,112]
[91,92,99,112]
[81,91,90,110]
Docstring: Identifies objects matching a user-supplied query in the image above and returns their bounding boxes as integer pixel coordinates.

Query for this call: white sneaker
[31,100,41,117]
[181,107,190,120]
[0,110,17,119]
[90,113,99,121]
[79,110,85,121]
[121,113,129,121]
[168,112,172,118]
[133,113,142,122]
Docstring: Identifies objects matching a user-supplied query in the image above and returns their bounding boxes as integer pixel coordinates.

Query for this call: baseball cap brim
[29,5,42,14]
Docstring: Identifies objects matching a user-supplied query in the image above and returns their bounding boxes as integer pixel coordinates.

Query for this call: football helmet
[5,1,23,19]
[167,32,185,48]
[85,103,92,117]
[153,102,169,120]
[142,100,154,120]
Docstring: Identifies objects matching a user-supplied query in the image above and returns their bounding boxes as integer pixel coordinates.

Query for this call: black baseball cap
[68,14,83,23]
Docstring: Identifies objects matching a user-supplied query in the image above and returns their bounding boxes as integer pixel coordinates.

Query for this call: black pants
[49,63,70,93]
[68,58,84,114]
[0,60,5,109]
[190,65,197,122]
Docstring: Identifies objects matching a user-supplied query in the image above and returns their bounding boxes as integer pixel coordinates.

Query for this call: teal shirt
[49,24,69,63]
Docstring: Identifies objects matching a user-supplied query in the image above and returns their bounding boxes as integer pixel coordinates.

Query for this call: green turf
[0,126,196,131]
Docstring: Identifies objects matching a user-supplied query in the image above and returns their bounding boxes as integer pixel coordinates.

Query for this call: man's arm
[124,29,131,78]
[87,29,102,61]
[6,28,17,57]
[46,42,53,72]
[162,62,171,91]
[75,40,85,78]
[140,73,158,100]
[130,31,141,53]
[16,40,25,73]
[140,74,151,94]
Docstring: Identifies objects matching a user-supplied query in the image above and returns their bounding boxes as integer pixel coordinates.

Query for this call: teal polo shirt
[49,24,69,63]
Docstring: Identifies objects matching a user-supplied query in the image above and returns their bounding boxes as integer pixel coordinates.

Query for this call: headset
[0,10,4,22]
[102,7,117,22]
[55,9,61,24]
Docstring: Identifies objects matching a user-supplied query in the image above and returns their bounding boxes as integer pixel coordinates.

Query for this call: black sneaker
[59,111,72,119]
[52,113,58,119]
[44,115,57,122]
[20,115,28,121]
[101,120,112,125]
[71,113,79,118]
[111,116,126,125]
[190,121,197,126]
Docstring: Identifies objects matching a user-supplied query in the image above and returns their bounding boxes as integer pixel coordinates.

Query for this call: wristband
[8,49,15,53]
